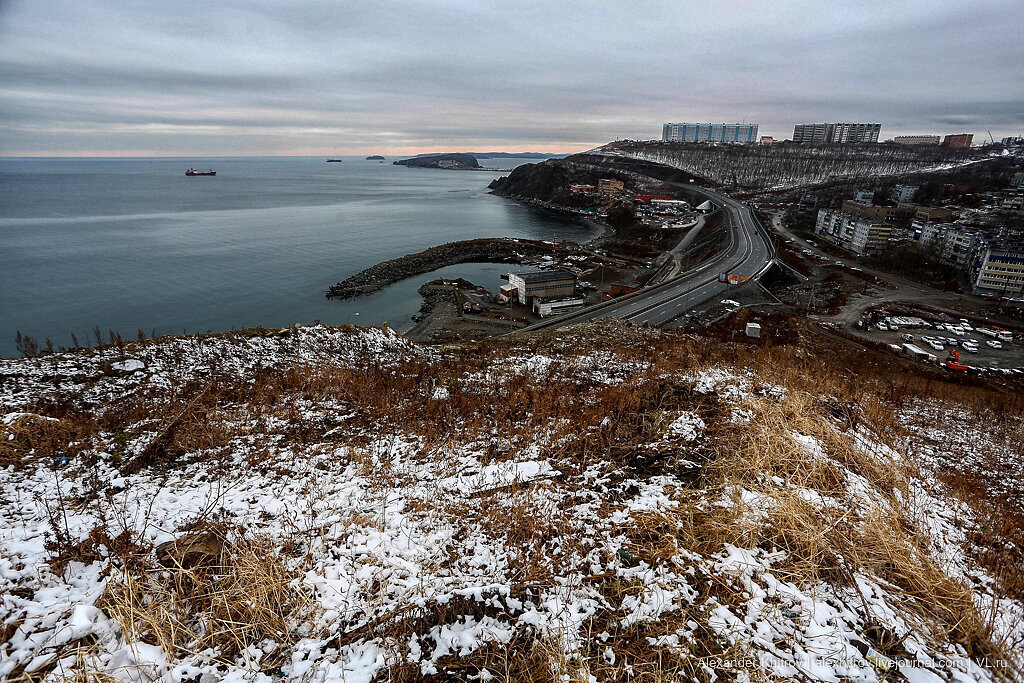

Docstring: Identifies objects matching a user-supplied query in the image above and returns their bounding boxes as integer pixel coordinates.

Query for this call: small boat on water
[326,159,343,163]
[186,168,216,176]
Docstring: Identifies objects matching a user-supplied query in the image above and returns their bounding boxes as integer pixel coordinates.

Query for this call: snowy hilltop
[591,141,999,192]
[1,321,1022,682]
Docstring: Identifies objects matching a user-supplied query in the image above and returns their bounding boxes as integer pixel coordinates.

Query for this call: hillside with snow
[1,322,1022,682]
[591,141,999,192]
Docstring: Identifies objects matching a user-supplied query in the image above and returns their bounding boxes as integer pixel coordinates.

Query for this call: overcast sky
[1,0,1021,156]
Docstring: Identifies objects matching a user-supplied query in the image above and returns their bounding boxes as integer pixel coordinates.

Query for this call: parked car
[900,333,914,342]
[987,340,1003,349]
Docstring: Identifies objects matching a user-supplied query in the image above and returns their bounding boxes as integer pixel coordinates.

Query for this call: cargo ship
[185,168,216,176]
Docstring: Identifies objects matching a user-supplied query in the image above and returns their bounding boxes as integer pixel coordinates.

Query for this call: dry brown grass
[675,384,1010,664]
[8,320,1024,679]
[0,412,97,469]
[100,530,315,669]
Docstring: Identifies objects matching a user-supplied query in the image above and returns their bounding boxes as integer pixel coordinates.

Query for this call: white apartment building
[973,243,1024,297]
[815,208,893,254]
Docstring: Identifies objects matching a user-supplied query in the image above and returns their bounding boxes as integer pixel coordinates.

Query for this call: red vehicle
[945,348,968,372]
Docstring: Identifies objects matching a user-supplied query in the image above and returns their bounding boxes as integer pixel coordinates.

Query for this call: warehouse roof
[511,269,576,284]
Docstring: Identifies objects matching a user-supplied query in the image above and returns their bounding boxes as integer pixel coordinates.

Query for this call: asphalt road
[526,186,775,330]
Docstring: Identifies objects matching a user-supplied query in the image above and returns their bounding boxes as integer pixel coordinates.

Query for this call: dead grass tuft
[100,529,314,668]
[0,413,97,469]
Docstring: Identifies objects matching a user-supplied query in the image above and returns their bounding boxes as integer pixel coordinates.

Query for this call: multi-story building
[506,270,577,306]
[914,222,1024,296]
[759,136,774,144]
[916,223,981,270]
[853,190,874,203]
[913,205,954,222]
[891,185,918,203]
[815,208,893,254]
[793,122,881,144]
[842,200,916,227]
[972,241,1024,297]
[1003,193,1024,211]
[798,194,818,211]
[815,200,928,254]
[662,123,759,143]
[597,178,624,195]
[893,135,940,145]
[942,133,974,149]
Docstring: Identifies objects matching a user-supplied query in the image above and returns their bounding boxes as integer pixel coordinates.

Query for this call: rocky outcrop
[326,238,560,299]
[487,160,573,201]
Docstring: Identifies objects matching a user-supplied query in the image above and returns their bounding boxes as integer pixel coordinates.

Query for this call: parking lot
[852,316,1024,372]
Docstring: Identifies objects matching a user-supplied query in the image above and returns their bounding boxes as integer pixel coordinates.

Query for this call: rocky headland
[393,153,481,169]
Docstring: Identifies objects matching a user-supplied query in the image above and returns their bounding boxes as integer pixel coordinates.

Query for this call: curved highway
[525,186,775,330]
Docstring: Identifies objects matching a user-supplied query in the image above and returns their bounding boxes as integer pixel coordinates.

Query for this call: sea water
[0,156,594,357]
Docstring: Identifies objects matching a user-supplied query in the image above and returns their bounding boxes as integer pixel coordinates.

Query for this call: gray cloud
[1,0,1022,155]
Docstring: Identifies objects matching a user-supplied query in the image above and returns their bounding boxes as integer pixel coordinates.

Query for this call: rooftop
[511,269,576,284]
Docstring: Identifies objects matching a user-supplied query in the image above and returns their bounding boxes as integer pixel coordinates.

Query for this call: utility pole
[806,284,817,316]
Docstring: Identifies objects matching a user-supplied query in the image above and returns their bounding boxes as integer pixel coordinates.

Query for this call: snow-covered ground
[1,324,1020,682]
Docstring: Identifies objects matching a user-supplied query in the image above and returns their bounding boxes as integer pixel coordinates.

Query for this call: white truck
[901,343,930,359]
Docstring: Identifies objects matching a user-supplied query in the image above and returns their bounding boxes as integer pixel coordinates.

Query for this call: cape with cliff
[488,140,1009,205]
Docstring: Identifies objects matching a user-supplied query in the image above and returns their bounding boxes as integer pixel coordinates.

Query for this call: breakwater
[325,238,562,299]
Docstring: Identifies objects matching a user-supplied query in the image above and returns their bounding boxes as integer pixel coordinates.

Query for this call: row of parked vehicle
[875,315,1014,355]
[906,333,999,354]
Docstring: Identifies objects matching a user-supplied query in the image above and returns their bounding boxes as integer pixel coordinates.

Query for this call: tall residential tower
[662,123,758,143]
[792,123,881,143]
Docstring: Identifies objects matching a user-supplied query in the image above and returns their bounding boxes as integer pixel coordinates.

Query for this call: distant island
[365,155,385,160]
[393,153,481,169]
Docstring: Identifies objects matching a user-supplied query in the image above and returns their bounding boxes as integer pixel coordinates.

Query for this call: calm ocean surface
[0,156,595,357]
